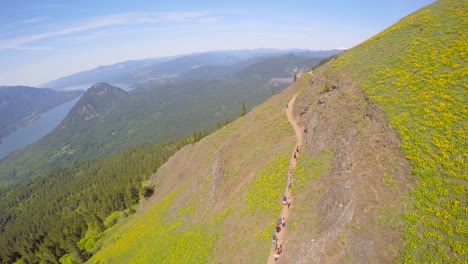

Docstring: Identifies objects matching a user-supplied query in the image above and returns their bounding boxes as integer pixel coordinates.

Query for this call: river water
[0,83,132,160]
[0,97,80,159]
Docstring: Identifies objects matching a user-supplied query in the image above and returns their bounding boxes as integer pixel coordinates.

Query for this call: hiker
[281,217,286,227]
[276,225,281,233]
[294,152,297,159]
[286,103,288,109]
[288,180,292,190]
[274,253,280,261]
[287,201,291,209]
[277,245,283,254]
[277,216,282,226]
[282,196,287,205]
[272,234,278,250]
[296,145,300,153]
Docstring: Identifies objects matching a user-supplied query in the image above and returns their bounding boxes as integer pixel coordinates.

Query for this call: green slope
[330,0,467,261]
[0,135,205,263]
[88,84,299,263]
[88,0,466,263]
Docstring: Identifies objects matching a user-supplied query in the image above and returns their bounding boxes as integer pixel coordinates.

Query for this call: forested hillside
[0,131,213,263]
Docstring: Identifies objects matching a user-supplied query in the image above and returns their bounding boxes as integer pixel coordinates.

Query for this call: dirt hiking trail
[267,93,304,264]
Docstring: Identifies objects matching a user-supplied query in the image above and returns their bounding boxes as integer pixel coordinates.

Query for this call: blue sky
[0,0,434,86]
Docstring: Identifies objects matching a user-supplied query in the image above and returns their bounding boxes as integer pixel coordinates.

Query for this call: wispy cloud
[0,12,214,50]
[7,45,60,51]
[18,17,46,24]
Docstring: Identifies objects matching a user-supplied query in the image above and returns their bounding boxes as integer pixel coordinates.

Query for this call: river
[0,97,80,159]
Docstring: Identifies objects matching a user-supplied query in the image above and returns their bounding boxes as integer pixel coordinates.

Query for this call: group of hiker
[272,144,300,262]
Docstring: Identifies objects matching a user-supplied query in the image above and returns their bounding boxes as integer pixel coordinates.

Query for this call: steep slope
[286,0,466,262]
[285,65,412,263]
[0,86,82,137]
[88,0,465,263]
[326,0,466,262]
[88,66,409,264]
[0,140,187,263]
[89,84,299,263]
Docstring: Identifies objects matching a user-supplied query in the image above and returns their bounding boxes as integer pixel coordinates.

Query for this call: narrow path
[266,93,303,264]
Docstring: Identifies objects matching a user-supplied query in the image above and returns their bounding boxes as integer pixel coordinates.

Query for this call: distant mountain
[110,50,270,85]
[237,54,319,79]
[43,49,343,90]
[175,53,322,81]
[117,49,342,86]
[0,86,82,138]
[42,57,176,90]
[176,64,238,80]
[60,83,128,124]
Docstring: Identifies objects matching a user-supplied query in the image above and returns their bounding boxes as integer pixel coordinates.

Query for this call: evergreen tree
[240,101,247,116]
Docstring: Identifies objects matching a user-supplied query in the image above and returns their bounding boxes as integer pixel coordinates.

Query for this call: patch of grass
[332,0,467,262]
[225,166,238,179]
[103,211,121,227]
[382,173,395,186]
[284,150,333,249]
[88,192,218,263]
[294,150,333,192]
[210,208,230,226]
[78,226,104,252]
[244,156,289,217]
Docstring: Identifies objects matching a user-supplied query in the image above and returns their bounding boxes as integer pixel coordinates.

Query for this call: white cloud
[0,12,213,50]
[18,17,46,24]
[7,45,57,51]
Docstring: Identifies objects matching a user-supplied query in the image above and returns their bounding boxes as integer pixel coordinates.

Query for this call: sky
[0,0,434,86]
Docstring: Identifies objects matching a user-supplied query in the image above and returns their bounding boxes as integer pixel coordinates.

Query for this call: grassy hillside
[88,82,299,263]
[0,135,208,263]
[88,0,465,263]
[330,0,467,262]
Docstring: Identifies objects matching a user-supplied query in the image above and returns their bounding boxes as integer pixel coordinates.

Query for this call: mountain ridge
[42,49,343,90]
[60,83,128,124]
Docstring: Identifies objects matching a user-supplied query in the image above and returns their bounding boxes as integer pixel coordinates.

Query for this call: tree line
[0,124,227,263]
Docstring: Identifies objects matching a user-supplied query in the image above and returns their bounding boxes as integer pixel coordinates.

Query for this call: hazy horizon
[0,0,434,86]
